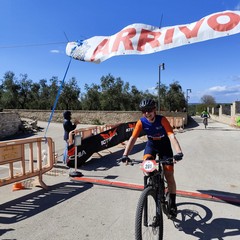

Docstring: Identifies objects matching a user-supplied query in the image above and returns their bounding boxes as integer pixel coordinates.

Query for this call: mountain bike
[203,117,208,129]
[118,155,182,240]
[201,114,209,129]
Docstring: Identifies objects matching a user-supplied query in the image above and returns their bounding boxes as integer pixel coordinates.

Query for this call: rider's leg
[164,166,177,217]
[164,169,176,193]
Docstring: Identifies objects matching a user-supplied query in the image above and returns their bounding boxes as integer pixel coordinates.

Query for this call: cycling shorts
[143,138,174,172]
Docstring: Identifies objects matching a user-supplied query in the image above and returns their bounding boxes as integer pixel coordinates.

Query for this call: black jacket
[63,119,76,141]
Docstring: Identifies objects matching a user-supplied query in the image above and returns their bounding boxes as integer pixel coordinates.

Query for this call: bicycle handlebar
[117,154,183,166]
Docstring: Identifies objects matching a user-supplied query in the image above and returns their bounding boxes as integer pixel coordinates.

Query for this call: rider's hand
[119,155,131,165]
[174,153,183,161]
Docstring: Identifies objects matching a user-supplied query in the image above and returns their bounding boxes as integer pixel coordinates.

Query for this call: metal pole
[69,134,83,177]
[186,89,191,112]
[158,65,161,113]
[158,63,165,113]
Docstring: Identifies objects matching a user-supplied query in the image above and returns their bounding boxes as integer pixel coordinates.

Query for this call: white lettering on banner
[126,128,134,132]
[78,150,86,158]
[101,136,116,146]
[66,10,240,63]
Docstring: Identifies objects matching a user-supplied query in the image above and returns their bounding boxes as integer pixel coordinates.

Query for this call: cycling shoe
[169,205,177,219]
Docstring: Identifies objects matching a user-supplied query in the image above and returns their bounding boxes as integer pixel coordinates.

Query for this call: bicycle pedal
[168,209,177,219]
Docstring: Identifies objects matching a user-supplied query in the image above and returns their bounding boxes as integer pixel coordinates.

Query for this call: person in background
[120,99,183,218]
[201,109,210,126]
[63,110,80,164]
[201,109,210,118]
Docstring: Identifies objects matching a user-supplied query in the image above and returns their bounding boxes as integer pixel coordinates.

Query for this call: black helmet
[139,99,156,111]
[63,110,71,120]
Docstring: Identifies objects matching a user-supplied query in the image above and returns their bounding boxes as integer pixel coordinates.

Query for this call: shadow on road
[80,141,146,172]
[0,182,92,225]
[174,201,240,239]
[185,116,200,129]
[198,189,240,206]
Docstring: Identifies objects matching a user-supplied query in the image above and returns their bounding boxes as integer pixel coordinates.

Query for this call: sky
[0,0,240,104]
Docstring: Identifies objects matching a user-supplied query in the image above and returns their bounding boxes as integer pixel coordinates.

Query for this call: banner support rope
[44,57,72,139]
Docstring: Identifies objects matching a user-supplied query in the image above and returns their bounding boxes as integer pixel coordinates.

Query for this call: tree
[0,71,189,112]
[201,95,216,105]
[196,94,217,114]
[100,74,125,110]
[58,77,81,110]
[155,83,168,111]
[81,83,101,110]
[1,71,20,108]
[165,81,186,111]
[17,74,34,109]
[29,82,41,109]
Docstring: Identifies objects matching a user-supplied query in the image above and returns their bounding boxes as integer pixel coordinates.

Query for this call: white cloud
[208,84,240,95]
[50,50,60,53]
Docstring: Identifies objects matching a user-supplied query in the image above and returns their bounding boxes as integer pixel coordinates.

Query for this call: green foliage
[164,81,186,111]
[0,71,188,112]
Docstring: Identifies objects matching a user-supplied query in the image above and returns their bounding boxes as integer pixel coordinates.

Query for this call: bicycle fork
[143,176,149,227]
[143,176,161,228]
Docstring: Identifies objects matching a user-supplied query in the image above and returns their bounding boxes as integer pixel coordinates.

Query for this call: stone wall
[4,109,187,125]
[210,101,240,127]
[1,109,188,139]
[0,112,22,139]
[4,109,143,125]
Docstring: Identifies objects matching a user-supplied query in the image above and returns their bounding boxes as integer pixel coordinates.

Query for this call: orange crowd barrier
[0,137,55,189]
[79,124,119,139]
[166,117,184,130]
[174,117,184,129]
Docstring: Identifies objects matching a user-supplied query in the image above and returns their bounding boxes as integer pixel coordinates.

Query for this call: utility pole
[186,88,192,112]
[158,63,165,113]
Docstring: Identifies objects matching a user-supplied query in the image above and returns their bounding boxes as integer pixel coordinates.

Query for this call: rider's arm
[161,117,183,154]
[123,120,142,156]
[123,135,138,156]
[168,134,182,153]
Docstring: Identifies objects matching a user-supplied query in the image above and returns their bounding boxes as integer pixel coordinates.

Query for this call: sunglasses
[142,108,155,113]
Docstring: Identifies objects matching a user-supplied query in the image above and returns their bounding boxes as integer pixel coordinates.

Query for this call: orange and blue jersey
[132,115,174,140]
[132,115,174,170]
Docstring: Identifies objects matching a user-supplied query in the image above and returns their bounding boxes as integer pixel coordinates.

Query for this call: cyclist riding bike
[201,109,210,126]
[120,99,183,217]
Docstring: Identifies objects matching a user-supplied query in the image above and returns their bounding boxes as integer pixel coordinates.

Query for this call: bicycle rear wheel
[135,187,163,240]
[203,118,207,128]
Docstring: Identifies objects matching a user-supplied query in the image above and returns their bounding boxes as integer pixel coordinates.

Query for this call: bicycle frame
[203,117,208,128]
[142,160,167,226]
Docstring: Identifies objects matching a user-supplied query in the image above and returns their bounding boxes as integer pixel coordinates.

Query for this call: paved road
[0,117,240,240]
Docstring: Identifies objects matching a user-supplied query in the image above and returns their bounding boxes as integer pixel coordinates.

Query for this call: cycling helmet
[63,110,71,120]
[139,99,156,111]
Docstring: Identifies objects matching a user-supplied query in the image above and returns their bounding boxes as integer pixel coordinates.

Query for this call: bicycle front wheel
[135,187,163,240]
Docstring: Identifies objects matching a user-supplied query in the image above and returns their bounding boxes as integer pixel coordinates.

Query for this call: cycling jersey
[132,115,173,139]
[201,111,209,118]
[132,115,174,170]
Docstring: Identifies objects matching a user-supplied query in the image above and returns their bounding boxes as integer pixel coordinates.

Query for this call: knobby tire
[135,187,163,240]
[203,118,207,129]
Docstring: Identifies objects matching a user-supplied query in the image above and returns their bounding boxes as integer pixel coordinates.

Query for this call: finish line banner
[66,10,240,63]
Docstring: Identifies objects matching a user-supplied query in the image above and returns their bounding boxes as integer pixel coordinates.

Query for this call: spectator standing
[63,110,79,164]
